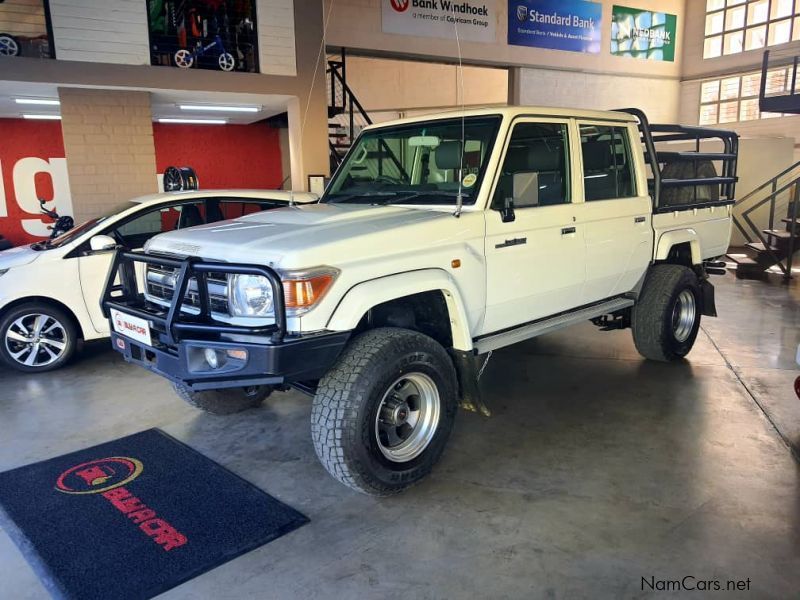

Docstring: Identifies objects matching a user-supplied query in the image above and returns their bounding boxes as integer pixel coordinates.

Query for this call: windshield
[324,115,502,206]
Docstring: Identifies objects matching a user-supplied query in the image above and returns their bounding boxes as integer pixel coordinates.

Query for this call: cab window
[492,122,570,209]
[579,125,636,201]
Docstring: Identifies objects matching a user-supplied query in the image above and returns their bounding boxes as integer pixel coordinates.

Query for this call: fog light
[226,349,247,360]
[204,348,220,369]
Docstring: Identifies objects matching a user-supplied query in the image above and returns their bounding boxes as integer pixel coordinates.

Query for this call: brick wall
[59,88,157,223]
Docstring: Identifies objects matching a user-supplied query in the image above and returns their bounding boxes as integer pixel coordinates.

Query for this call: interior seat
[177,204,204,229]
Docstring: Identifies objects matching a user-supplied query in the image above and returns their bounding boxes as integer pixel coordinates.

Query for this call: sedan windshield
[324,116,501,206]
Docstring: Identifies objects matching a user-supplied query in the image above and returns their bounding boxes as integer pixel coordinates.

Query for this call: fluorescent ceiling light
[23,114,61,120]
[16,98,60,106]
[178,104,259,113]
[158,118,226,124]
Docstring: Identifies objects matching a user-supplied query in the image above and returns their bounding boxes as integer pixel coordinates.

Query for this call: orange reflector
[451,259,461,269]
[283,274,335,309]
[226,349,248,360]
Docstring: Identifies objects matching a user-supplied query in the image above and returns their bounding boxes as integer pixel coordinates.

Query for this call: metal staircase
[727,50,800,279]
[326,49,372,172]
[728,161,800,279]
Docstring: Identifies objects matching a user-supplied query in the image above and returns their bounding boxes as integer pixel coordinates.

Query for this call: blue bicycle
[174,34,235,72]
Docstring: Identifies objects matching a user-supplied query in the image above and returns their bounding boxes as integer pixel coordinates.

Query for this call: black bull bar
[100,250,287,345]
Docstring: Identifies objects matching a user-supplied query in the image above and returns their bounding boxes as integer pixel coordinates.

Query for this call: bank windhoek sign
[611,5,677,62]
[382,0,497,43]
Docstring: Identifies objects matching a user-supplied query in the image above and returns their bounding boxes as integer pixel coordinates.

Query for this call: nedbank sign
[382,0,497,43]
[611,5,677,62]
[508,0,602,54]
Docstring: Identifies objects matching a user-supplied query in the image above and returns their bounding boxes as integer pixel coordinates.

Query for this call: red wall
[153,122,284,189]
[0,119,66,245]
[0,119,284,246]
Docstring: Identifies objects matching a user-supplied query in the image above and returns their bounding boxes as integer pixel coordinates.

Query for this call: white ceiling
[0,81,291,124]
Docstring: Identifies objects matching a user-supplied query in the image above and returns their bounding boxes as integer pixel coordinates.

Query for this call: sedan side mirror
[89,234,117,252]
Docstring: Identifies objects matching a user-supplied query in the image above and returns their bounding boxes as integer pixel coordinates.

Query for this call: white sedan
[0,189,316,373]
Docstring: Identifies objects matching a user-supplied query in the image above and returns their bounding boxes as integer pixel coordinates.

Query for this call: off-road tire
[311,327,458,496]
[0,302,77,373]
[632,264,702,362]
[172,382,272,415]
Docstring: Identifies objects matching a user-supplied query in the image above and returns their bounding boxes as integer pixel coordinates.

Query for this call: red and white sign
[111,308,152,346]
[0,119,73,245]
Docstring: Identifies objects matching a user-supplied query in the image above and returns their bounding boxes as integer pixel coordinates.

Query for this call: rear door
[576,121,652,304]
[482,118,586,335]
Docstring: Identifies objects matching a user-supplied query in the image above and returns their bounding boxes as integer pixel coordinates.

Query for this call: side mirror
[501,197,515,223]
[89,234,117,252]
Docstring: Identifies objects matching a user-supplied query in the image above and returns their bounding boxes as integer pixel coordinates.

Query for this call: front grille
[145,265,229,314]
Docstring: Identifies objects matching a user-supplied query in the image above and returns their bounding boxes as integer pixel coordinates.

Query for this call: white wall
[50,0,150,64]
[258,0,297,76]
[517,68,680,123]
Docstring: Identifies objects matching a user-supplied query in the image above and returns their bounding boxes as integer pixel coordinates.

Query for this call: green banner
[611,5,677,62]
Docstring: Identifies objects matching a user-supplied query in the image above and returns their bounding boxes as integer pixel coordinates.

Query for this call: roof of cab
[363,105,639,131]
[129,189,318,207]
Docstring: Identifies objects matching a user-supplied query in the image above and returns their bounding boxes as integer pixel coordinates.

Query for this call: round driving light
[204,348,219,369]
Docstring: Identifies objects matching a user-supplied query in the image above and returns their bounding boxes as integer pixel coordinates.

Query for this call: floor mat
[0,428,308,599]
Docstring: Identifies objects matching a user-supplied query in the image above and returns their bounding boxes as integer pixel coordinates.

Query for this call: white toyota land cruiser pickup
[101,107,738,495]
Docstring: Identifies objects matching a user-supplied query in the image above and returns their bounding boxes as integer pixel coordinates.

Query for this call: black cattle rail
[100,250,286,346]
[618,107,739,213]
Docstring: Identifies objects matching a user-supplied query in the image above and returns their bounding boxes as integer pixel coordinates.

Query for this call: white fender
[326,269,474,351]
[654,229,702,265]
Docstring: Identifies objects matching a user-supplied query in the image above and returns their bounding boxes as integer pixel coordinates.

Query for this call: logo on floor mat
[55,457,143,495]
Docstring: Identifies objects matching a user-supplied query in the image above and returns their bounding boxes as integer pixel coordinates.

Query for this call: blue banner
[508,0,602,54]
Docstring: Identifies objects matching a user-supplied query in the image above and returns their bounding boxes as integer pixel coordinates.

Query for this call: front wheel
[311,328,458,496]
[632,264,702,362]
[172,382,272,415]
[218,52,235,71]
[0,303,77,373]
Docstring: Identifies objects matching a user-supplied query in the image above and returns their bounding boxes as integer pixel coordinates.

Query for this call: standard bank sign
[382,0,497,43]
[508,0,602,54]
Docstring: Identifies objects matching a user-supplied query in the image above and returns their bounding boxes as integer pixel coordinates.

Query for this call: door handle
[561,227,576,235]
[634,216,646,224]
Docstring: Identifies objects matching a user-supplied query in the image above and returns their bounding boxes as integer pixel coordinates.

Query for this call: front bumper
[101,250,349,391]
[111,330,350,391]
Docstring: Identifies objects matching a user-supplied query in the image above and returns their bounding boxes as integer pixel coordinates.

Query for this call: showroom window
[698,67,797,124]
[704,0,800,58]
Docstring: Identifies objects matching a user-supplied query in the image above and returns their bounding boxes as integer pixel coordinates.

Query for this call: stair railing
[735,160,800,278]
[326,50,373,167]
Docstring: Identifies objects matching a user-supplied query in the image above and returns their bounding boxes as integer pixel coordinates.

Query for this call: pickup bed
[101,106,738,495]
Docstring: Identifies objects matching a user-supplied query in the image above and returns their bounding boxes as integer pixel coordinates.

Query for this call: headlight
[229,274,274,317]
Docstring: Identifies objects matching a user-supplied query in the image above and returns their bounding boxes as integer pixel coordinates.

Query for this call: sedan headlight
[229,274,274,317]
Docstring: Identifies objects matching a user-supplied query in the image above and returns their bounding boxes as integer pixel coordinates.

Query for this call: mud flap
[700,278,717,317]
[450,350,491,417]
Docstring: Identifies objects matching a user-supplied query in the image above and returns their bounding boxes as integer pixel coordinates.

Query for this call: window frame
[576,121,639,203]
[487,116,575,212]
[704,0,800,59]
[698,67,795,125]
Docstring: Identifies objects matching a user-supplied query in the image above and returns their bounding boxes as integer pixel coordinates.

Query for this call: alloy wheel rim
[375,372,441,463]
[671,289,696,343]
[219,53,235,71]
[4,313,68,367]
[0,38,18,56]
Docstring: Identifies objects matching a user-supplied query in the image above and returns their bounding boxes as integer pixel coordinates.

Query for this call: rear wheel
[311,328,458,496]
[632,264,702,362]
[172,383,272,415]
[173,49,194,68]
[0,303,77,373]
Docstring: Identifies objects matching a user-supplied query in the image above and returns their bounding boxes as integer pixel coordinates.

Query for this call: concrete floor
[1,273,799,599]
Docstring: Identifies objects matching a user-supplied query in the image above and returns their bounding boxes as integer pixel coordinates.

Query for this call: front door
[483,119,585,335]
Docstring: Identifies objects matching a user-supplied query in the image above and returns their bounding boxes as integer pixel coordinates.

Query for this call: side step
[474,297,634,354]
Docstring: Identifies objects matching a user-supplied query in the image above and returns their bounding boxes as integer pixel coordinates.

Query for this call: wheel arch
[326,270,474,352]
[654,230,702,266]
[0,296,86,340]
